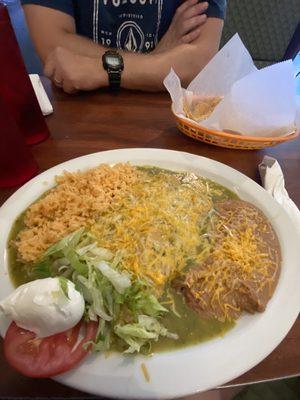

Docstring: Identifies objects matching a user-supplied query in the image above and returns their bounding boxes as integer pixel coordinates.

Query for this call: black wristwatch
[102,50,124,91]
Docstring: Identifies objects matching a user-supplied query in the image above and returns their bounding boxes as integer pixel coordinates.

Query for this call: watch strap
[102,50,123,92]
[108,69,121,91]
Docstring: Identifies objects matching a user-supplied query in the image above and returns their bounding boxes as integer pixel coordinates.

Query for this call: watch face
[104,53,124,71]
[102,51,124,76]
[107,55,120,68]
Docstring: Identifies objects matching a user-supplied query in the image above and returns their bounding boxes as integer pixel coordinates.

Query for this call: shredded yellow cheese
[91,169,216,292]
[141,363,150,383]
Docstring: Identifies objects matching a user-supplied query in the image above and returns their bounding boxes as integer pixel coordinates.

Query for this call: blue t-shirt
[22,0,226,53]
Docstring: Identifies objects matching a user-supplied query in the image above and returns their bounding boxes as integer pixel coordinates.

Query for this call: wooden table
[1,84,300,398]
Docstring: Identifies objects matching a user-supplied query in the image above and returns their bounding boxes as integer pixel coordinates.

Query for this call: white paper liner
[164,34,299,138]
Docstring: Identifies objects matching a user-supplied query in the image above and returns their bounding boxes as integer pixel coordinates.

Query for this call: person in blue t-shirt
[22,0,226,93]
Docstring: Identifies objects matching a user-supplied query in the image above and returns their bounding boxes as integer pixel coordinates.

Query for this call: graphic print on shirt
[94,0,164,53]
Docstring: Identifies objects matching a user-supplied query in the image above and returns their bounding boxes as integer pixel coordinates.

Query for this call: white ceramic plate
[1,148,300,399]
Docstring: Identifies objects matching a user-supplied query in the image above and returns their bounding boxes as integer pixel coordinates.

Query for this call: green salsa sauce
[7,166,237,352]
[151,291,233,352]
[8,213,33,287]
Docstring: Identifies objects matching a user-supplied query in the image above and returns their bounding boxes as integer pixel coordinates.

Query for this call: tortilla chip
[184,96,223,122]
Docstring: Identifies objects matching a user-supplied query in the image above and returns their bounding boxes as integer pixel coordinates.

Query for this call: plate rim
[1,148,300,399]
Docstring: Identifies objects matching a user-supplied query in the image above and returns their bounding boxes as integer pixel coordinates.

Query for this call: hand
[154,0,208,53]
[44,47,106,93]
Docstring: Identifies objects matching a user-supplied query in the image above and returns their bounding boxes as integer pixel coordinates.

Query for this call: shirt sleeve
[21,0,74,17]
[206,0,227,20]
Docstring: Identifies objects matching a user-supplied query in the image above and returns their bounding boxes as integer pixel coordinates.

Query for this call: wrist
[102,50,124,91]
[91,57,108,88]
[122,53,164,91]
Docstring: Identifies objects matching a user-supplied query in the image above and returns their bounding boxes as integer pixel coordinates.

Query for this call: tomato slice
[4,320,98,378]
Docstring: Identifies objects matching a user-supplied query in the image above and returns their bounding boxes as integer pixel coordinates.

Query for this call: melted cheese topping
[91,169,218,292]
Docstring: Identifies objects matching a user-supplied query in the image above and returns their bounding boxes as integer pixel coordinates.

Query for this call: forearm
[44,38,215,93]
[54,33,106,59]
[54,33,163,91]
[33,30,108,62]
[65,28,222,91]
[45,31,214,92]
[111,17,222,91]
[121,43,215,91]
[42,18,222,93]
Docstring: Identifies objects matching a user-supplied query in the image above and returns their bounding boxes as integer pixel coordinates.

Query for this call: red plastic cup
[0,3,49,145]
[0,94,39,188]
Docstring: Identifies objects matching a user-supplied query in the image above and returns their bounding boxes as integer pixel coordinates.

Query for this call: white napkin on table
[29,74,53,116]
[259,156,300,231]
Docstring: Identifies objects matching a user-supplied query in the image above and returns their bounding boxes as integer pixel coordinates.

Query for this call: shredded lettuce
[76,243,114,261]
[77,272,112,321]
[136,293,168,317]
[75,242,97,256]
[111,250,124,269]
[58,276,70,299]
[115,315,178,353]
[166,289,181,318]
[29,229,178,354]
[63,248,88,276]
[89,247,114,260]
[96,261,131,294]
[43,228,85,258]
[32,259,53,279]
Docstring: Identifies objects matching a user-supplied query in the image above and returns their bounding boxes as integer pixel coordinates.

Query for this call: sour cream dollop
[0,277,85,337]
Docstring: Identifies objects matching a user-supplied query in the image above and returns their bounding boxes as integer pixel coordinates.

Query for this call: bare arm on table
[23,0,223,93]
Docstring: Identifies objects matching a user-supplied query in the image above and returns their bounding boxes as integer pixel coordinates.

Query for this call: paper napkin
[164,34,299,138]
[259,156,300,231]
[29,74,53,116]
